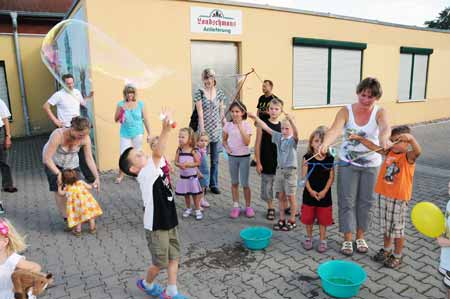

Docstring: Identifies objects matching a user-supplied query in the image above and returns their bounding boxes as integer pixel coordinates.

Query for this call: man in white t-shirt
[43,73,86,128]
[0,98,17,194]
[43,73,95,182]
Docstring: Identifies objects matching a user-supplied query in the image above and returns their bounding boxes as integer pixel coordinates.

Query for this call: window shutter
[293,46,328,107]
[398,53,412,100]
[330,49,361,105]
[411,54,428,100]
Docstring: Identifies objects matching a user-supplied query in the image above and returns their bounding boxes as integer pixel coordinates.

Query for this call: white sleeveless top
[0,253,24,299]
[339,104,382,168]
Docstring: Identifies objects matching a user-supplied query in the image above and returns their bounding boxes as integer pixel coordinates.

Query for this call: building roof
[0,0,73,14]
[0,0,73,34]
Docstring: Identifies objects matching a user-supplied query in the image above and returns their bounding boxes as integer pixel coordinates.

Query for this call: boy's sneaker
[160,290,187,299]
[372,248,391,263]
[200,198,210,208]
[182,208,192,218]
[195,209,203,220]
[444,271,450,288]
[230,207,241,219]
[136,279,163,296]
[0,202,4,214]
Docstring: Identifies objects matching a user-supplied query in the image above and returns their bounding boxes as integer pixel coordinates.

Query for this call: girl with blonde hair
[0,218,42,298]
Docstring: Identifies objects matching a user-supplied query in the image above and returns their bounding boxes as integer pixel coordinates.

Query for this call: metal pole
[10,11,31,136]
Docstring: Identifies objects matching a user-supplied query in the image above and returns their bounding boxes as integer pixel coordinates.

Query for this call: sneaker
[245,207,255,218]
[195,210,203,220]
[439,266,447,276]
[200,198,210,208]
[444,271,450,288]
[0,202,4,214]
[136,279,163,296]
[160,290,187,299]
[182,208,192,218]
[372,248,391,263]
[317,240,328,253]
[230,207,241,219]
[303,238,313,250]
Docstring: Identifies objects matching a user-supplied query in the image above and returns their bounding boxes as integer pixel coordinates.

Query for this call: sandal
[72,230,81,237]
[286,220,297,230]
[273,220,286,231]
[266,209,275,221]
[384,254,402,269]
[355,239,369,254]
[341,241,353,256]
[89,227,97,234]
[115,176,123,184]
[373,248,390,263]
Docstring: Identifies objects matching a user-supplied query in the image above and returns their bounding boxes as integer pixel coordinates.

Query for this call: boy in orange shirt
[349,125,421,268]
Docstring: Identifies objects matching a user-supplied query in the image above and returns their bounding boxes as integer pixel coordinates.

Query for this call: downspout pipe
[10,11,31,136]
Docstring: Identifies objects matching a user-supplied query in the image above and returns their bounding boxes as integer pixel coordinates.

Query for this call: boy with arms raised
[119,114,186,299]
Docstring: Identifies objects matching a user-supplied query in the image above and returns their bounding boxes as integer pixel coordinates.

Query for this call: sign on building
[191,7,242,35]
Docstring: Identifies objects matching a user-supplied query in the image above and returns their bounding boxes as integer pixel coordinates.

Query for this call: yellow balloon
[411,202,446,238]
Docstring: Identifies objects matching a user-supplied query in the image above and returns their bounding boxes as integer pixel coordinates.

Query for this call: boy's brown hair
[356,77,383,99]
[391,125,411,137]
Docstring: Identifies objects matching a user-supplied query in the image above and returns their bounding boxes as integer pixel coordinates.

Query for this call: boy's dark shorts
[145,227,180,268]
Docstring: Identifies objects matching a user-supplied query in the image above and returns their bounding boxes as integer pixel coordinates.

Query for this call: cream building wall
[0,34,55,137]
[80,0,450,170]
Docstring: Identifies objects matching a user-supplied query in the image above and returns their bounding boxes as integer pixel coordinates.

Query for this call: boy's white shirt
[136,156,169,231]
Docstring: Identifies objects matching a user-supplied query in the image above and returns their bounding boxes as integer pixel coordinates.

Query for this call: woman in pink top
[223,101,253,219]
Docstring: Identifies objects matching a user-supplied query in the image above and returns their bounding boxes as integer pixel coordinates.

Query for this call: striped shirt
[193,88,227,142]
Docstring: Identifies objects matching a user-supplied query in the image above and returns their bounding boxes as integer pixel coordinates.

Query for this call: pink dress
[175,149,202,196]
